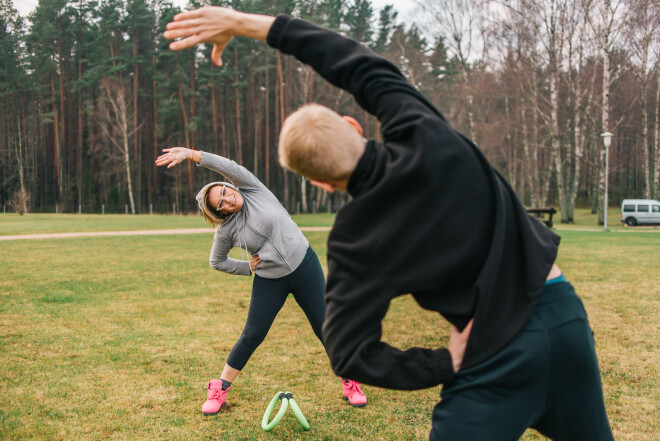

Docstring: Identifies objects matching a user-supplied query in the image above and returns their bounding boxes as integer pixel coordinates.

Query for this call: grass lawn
[0,213,337,236]
[1,216,658,440]
[3,206,659,237]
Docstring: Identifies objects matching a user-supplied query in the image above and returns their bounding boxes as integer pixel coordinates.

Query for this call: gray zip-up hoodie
[196,151,309,279]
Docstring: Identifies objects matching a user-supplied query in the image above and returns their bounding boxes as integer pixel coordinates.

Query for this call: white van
[620,199,660,226]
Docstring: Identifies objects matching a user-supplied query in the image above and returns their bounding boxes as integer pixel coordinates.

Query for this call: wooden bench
[525,207,557,228]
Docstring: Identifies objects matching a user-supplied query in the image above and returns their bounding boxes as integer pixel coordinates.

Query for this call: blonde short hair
[278,104,363,182]
[199,184,227,228]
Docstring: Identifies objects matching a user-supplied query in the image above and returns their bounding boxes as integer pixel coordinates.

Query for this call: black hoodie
[268,15,560,390]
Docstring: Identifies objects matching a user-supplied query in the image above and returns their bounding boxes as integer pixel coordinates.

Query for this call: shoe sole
[343,395,367,407]
[202,403,225,416]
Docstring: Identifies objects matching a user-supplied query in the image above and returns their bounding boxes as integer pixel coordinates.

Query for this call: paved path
[0,226,332,241]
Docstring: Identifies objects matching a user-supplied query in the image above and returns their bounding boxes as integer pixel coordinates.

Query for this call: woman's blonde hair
[278,104,364,181]
[199,184,227,228]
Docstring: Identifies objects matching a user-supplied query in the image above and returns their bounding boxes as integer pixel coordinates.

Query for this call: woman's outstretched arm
[156,147,261,189]
[155,147,200,168]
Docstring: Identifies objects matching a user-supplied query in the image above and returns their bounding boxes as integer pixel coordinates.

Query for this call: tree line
[1,0,658,223]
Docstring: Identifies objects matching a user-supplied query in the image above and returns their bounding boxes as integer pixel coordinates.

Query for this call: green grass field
[0,212,336,236]
[1,213,658,440]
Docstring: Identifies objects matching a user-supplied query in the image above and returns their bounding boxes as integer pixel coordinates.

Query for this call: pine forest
[1,0,659,224]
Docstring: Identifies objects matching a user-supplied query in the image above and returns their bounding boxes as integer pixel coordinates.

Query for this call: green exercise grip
[285,392,310,430]
[261,391,310,431]
[261,392,288,431]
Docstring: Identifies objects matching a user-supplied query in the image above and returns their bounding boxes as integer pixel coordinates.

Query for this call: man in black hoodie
[165,7,613,441]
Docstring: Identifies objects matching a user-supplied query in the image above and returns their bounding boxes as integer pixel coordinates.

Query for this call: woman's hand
[155,148,199,168]
[447,319,473,373]
[163,7,275,66]
[250,254,261,272]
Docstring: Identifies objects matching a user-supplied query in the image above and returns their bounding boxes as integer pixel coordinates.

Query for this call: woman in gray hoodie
[156,147,367,415]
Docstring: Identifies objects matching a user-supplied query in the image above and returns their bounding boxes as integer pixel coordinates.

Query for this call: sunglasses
[215,185,227,212]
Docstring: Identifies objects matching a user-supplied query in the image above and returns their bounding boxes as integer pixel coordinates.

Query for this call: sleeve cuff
[266,14,291,49]
[193,150,208,167]
[437,348,456,384]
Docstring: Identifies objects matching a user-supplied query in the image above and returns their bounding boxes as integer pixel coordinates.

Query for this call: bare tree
[557,0,596,222]
[502,0,581,221]
[585,0,631,224]
[98,78,138,214]
[418,0,487,143]
[626,0,660,198]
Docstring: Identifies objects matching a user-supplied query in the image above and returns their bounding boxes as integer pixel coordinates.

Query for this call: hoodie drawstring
[239,210,251,273]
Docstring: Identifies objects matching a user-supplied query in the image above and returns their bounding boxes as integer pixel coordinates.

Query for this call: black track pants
[430,282,613,441]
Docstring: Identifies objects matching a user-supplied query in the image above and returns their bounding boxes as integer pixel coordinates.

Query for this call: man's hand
[250,255,261,272]
[447,319,473,373]
[155,147,198,168]
[163,7,275,66]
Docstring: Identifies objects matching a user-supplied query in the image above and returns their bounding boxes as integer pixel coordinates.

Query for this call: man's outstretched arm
[322,258,473,389]
[164,7,445,137]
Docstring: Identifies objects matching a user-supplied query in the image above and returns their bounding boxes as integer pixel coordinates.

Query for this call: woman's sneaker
[202,379,230,415]
[342,378,367,407]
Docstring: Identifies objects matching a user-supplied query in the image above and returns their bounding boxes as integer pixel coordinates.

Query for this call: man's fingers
[212,41,229,66]
[165,20,186,31]
[163,26,198,40]
[169,35,202,51]
[172,9,203,22]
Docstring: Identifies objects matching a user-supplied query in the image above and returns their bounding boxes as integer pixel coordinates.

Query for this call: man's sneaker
[342,378,367,407]
[202,379,230,415]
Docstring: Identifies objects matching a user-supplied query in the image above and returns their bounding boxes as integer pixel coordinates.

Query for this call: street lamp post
[601,132,613,231]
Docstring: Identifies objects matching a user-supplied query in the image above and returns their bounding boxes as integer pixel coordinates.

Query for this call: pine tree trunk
[152,49,158,202]
[77,58,83,210]
[234,48,243,164]
[277,52,288,210]
[176,65,193,198]
[211,63,220,154]
[133,43,140,211]
[51,72,62,204]
[57,17,66,154]
[265,52,270,187]
[220,81,227,157]
[20,80,29,189]
[190,61,197,149]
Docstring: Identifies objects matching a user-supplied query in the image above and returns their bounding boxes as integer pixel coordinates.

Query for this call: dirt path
[0,227,332,241]
[3,226,658,241]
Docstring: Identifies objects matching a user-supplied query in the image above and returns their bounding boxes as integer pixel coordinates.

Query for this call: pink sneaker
[342,378,367,407]
[202,380,230,415]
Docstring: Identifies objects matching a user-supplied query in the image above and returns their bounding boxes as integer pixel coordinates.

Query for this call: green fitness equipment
[286,392,310,430]
[261,391,310,431]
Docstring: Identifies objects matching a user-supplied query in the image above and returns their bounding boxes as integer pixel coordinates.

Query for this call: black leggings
[226,247,326,371]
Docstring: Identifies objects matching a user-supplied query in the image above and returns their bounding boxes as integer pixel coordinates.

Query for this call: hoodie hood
[196,181,240,211]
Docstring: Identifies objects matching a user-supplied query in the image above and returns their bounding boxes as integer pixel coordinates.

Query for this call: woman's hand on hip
[155,148,200,168]
[250,254,261,272]
[448,319,473,373]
